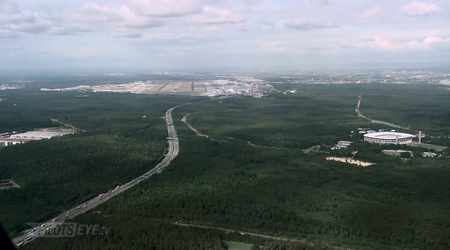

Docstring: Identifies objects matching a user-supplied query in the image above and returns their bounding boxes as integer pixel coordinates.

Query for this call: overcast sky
[1,0,449,70]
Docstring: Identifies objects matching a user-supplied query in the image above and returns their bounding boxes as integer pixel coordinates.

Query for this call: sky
[1,0,449,70]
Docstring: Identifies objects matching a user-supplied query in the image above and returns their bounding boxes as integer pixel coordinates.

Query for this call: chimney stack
[419,131,422,144]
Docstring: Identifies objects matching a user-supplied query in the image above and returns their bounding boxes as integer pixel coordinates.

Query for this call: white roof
[10,131,73,138]
[364,132,414,140]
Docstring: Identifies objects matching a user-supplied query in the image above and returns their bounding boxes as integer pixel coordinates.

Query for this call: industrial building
[9,131,73,140]
[382,150,413,157]
[0,140,23,147]
[0,131,74,147]
[364,132,414,145]
[422,152,438,158]
[331,141,353,150]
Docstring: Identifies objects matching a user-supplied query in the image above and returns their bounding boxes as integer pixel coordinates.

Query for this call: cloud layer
[0,0,449,69]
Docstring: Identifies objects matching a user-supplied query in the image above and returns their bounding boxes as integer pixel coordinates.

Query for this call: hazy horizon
[1,0,450,70]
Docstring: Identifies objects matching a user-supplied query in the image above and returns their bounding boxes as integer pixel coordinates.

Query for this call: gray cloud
[257,19,274,26]
[0,29,19,38]
[284,21,340,31]
[0,46,23,51]
[50,26,92,36]
[13,23,51,33]
[190,6,246,24]
[131,0,202,18]
[241,0,263,5]
[401,1,442,16]
[114,32,142,38]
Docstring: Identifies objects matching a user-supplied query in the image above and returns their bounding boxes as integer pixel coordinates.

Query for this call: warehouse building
[9,131,74,141]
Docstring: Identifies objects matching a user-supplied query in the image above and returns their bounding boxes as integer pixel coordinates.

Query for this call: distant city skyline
[1,0,450,70]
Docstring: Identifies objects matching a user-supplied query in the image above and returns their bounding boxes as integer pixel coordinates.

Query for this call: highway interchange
[12,102,190,247]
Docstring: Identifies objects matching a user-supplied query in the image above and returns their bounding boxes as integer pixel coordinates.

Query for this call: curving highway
[355,95,410,130]
[12,102,191,248]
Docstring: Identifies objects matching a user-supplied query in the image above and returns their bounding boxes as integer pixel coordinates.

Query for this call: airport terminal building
[364,132,414,145]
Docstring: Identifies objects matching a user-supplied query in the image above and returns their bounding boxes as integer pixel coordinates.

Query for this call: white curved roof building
[364,132,414,145]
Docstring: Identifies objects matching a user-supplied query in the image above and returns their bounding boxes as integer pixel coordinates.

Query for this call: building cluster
[0,84,23,90]
[331,141,353,150]
[272,69,450,86]
[204,80,274,97]
[332,127,443,161]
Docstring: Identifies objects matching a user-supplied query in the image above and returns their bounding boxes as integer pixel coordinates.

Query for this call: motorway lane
[12,102,190,248]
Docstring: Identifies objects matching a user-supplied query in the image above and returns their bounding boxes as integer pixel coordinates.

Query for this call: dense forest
[2,82,450,249]
[0,89,201,236]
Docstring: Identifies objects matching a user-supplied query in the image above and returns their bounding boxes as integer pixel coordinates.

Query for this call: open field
[225,241,253,250]
[407,142,448,152]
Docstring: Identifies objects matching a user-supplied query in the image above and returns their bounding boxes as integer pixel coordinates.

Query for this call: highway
[181,114,209,138]
[355,94,410,130]
[12,102,191,248]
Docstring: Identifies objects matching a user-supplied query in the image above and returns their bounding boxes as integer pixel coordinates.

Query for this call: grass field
[224,241,254,250]
[407,142,448,152]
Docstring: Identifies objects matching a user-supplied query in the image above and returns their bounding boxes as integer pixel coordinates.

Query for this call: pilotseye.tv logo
[26,223,111,238]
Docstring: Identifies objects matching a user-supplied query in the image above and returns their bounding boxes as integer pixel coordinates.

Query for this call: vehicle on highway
[52,218,58,223]
[99,194,104,199]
